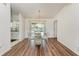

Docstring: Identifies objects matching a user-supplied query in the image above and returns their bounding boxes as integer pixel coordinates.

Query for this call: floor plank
[3,39,77,56]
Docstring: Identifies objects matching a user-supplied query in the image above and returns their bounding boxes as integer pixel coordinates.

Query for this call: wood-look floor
[3,39,77,56]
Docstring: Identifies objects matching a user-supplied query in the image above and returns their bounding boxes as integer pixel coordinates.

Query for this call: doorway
[31,23,45,39]
[29,20,46,48]
[53,20,57,38]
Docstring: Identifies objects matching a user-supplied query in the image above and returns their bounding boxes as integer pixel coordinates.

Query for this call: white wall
[54,4,79,55]
[25,19,54,38]
[25,19,30,38]
[46,19,54,38]
[0,4,11,55]
[19,13,25,39]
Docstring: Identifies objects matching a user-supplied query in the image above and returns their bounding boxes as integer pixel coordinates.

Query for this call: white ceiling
[11,3,69,19]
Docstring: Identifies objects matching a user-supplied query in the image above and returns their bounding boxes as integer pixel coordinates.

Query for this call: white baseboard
[0,47,11,56]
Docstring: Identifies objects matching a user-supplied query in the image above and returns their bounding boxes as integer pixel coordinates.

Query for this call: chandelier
[38,10,40,19]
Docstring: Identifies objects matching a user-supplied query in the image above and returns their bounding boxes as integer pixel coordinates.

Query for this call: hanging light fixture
[38,9,40,19]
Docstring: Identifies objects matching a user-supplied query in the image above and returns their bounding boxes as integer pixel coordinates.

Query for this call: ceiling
[11,3,69,19]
